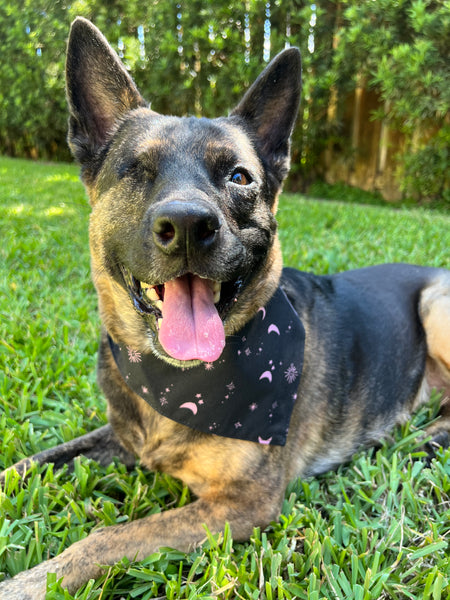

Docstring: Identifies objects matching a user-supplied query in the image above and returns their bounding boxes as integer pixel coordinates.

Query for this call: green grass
[0,156,449,599]
[306,181,450,212]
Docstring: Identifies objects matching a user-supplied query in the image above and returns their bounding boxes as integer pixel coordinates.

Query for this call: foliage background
[0,0,448,205]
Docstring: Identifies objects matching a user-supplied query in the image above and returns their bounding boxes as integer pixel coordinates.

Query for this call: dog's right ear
[231,48,301,184]
[66,17,147,166]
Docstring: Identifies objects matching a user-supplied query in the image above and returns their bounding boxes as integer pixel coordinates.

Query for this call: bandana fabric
[108,287,305,446]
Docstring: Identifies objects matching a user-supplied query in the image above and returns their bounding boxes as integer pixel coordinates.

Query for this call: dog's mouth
[121,266,244,362]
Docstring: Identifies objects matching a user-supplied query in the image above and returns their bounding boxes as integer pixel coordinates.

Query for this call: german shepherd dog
[1,17,449,599]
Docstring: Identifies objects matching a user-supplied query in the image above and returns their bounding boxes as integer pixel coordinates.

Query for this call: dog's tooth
[155,300,163,310]
[157,318,162,330]
[213,281,221,304]
[147,287,160,302]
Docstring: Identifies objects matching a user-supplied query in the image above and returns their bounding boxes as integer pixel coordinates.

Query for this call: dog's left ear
[231,48,301,182]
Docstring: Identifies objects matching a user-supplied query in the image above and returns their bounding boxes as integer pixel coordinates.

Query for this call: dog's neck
[108,287,305,446]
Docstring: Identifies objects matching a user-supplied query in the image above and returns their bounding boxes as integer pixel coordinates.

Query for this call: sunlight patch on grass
[7,204,26,216]
[45,173,79,183]
[43,204,76,217]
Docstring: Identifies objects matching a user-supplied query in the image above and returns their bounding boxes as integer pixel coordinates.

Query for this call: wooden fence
[323,87,406,201]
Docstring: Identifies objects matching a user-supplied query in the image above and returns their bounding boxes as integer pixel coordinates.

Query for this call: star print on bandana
[127,347,142,363]
[284,363,299,384]
[108,286,305,446]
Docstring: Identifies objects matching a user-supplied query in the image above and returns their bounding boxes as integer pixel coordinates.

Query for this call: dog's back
[281,264,450,477]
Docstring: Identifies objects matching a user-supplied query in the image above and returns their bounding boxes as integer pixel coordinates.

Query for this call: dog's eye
[230,170,252,186]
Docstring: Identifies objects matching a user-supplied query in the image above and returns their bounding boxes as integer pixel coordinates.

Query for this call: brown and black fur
[1,17,449,600]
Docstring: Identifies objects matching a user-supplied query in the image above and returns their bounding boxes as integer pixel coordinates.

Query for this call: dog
[1,16,449,599]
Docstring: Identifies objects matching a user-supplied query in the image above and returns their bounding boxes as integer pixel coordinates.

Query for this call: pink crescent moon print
[258,436,273,445]
[259,371,273,383]
[268,324,280,335]
[179,402,198,415]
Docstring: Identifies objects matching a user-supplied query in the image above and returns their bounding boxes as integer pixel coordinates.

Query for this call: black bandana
[108,287,305,446]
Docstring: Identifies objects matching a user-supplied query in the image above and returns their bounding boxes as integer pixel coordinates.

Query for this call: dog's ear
[231,48,301,182]
[66,17,147,165]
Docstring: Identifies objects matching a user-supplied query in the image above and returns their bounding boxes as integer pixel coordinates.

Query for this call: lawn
[0,156,449,599]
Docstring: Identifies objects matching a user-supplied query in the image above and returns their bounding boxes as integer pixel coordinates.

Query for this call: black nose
[151,199,221,254]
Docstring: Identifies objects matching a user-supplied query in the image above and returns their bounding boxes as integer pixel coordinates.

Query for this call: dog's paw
[425,429,449,454]
[420,427,450,466]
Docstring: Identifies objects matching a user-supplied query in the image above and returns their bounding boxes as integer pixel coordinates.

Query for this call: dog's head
[66,17,301,366]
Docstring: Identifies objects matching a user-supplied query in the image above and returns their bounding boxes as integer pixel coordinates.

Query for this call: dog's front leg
[0,487,283,600]
[0,425,135,486]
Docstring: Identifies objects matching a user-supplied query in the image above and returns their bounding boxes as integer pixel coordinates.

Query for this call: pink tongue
[159,275,225,362]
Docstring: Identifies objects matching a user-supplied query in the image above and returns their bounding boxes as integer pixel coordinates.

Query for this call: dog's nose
[151,199,221,254]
